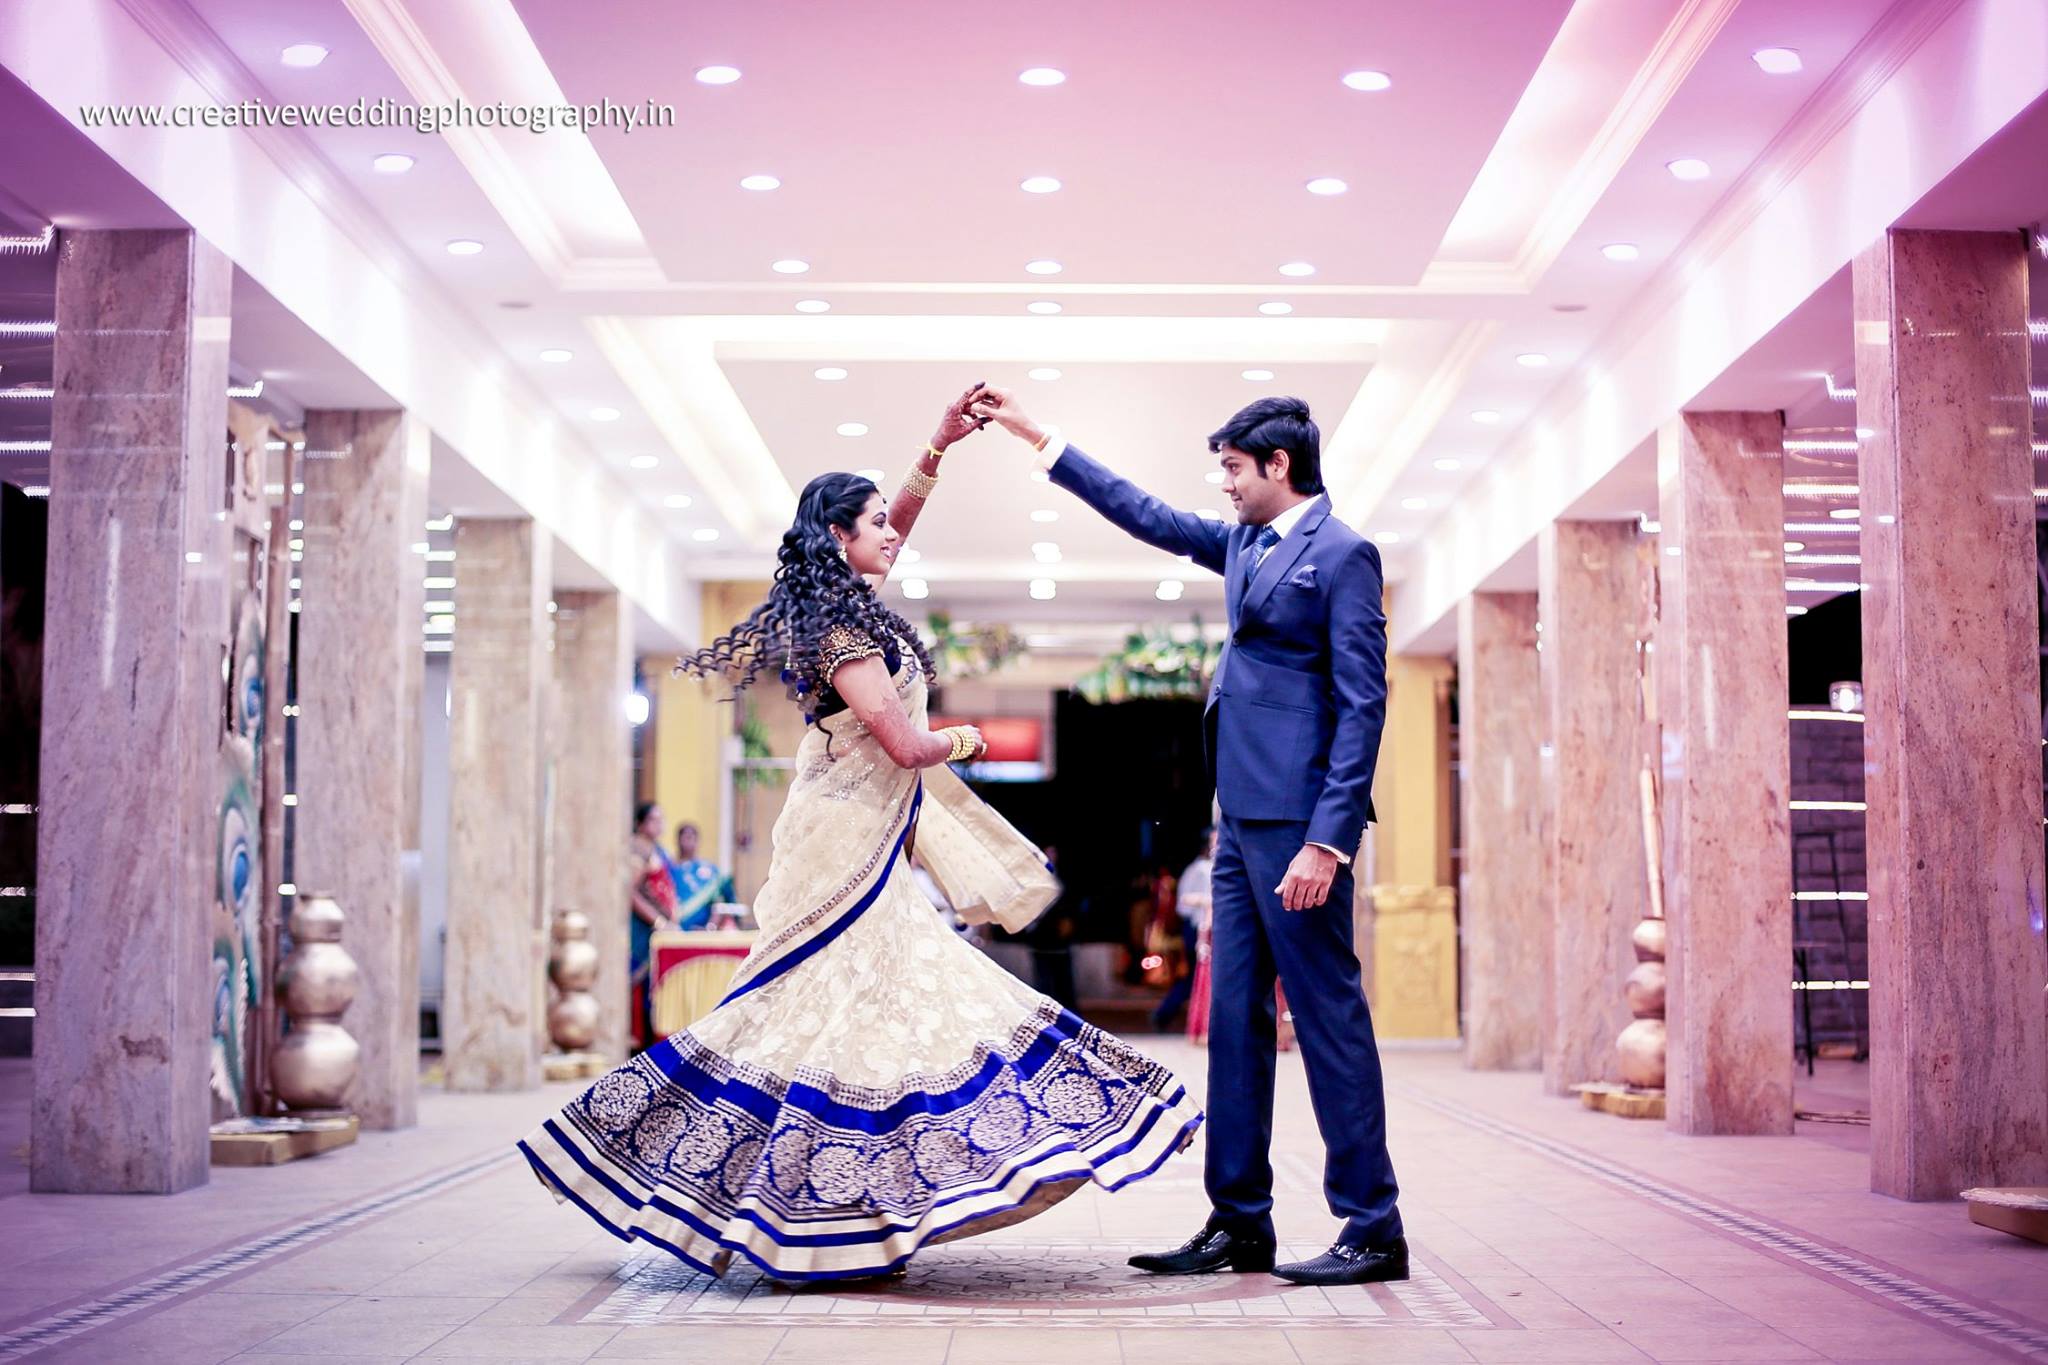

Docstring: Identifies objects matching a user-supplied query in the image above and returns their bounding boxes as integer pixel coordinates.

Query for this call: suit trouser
[1205,815,1403,1246]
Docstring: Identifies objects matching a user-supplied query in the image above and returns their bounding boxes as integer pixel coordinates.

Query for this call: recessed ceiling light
[1432,458,1462,472]
[590,406,621,422]
[1829,508,1860,520]
[772,258,810,274]
[1602,242,1641,262]
[694,65,741,85]
[1401,496,1429,511]
[1783,541,1805,553]
[372,153,415,175]
[854,467,885,481]
[1156,580,1185,602]
[664,494,694,510]
[1470,409,1501,424]
[629,455,658,469]
[1278,261,1316,277]
[1031,509,1060,523]
[692,528,721,542]
[1752,47,1803,75]
[1020,176,1062,194]
[1195,508,1224,520]
[814,366,848,381]
[281,43,328,68]
[1378,531,1402,544]
[898,547,922,564]
[1019,67,1066,86]
[1341,70,1391,92]
[1027,300,1062,315]
[1025,259,1063,275]
[1516,352,1550,368]
[1306,177,1348,196]
[445,238,484,256]
[837,422,869,437]
[1242,369,1275,382]
[1029,578,1058,600]
[1259,301,1294,316]
[1205,471,1225,485]
[903,578,930,600]
[794,299,831,313]
[739,174,781,191]
[1028,367,1062,382]
[539,348,572,363]
[1666,158,1711,181]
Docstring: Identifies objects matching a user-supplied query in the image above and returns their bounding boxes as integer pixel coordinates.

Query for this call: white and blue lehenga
[519,633,1203,1281]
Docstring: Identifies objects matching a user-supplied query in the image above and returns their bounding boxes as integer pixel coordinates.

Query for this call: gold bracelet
[941,727,977,763]
[901,465,939,499]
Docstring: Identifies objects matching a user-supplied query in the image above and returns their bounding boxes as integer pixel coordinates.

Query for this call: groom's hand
[1276,844,1338,911]
[970,387,1045,447]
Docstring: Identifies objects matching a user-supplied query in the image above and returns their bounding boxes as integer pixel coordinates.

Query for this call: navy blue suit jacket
[1050,444,1388,855]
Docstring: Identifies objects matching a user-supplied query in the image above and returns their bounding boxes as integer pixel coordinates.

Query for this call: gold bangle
[902,466,939,499]
[942,727,977,763]
[925,443,945,461]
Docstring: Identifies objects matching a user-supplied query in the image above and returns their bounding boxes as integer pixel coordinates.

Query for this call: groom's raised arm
[1047,444,1231,576]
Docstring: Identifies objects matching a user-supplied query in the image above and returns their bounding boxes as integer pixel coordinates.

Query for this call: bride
[518,385,1203,1282]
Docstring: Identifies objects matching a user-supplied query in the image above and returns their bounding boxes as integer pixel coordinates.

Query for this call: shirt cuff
[1032,426,1067,473]
[1308,842,1352,865]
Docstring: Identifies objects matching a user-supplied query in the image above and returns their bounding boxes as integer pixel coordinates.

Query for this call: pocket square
[1287,565,1318,588]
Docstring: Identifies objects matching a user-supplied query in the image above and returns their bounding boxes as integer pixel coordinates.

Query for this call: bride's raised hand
[930,381,991,452]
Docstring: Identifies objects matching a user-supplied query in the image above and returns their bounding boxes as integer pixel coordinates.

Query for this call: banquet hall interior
[1,0,2046,1361]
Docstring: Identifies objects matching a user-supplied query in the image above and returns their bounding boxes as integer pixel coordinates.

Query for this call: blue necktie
[1244,524,1281,590]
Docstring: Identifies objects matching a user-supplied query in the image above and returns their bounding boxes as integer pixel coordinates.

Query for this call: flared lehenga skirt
[519,770,1204,1282]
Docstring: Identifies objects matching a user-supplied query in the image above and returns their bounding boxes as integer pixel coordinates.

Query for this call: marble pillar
[1852,228,2048,1197]
[296,411,429,1128]
[1458,593,1547,1070]
[551,591,634,1062]
[1536,520,1646,1095]
[1656,411,1793,1136]
[443,518,552,1092]
[33,229,231,1192]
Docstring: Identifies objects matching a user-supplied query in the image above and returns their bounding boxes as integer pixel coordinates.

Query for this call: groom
[969,388,1405,1286]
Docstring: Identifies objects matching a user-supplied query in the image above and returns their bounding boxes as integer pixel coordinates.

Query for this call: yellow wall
[1372,654,1455,887]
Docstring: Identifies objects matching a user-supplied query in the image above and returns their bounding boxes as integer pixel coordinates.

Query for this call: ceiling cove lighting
[813,366,848,381]
[1020,176,1062,194]
[372,153,415,175]
[837,422,869,437]
[1752,47,1803,74]
[1822,373,1857,401]
[1341,70,1391,92]
[1242,369,1275,382]
[539,348,572,363]
[1018,67,1066,86]
[1602,242,1640,262]
[1027,300,1062,315]
[1025,259,1063,275]
[281,43,328,68]
[1666,158,1711,181]
[694,65,741,85]
[795,299,831,313]
[1028,367,1062,381]
[739,174,781,191]
[1259,301,1293,316]
[1278,261,1316,277]
[445,239,484,256]
[1305,177,1348,196]
[1029,578,1058,600]
[772,259,810,274]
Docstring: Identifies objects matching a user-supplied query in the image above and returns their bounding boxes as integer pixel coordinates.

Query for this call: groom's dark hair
[1208,396,1323,495]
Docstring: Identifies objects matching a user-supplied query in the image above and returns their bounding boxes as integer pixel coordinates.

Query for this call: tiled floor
[0,1047,2042,1363]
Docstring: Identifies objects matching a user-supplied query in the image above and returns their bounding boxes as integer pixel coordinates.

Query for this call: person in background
[1155,827,1216,1031]
[670,821,731,931]
[1026,843,1080,1010]
[630,802,682,1048]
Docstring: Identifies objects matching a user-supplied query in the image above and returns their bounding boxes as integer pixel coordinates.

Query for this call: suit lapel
[1240,497,1328,622]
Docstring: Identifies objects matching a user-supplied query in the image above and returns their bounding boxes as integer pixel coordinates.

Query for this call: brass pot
[1631,917,1667,962]
[272,1020,361,1110]
[291,893,347,944]
[1625,960,1667,1019]
[549,939,600,994]
[283,940,359,1018]
[1617,1017,1667,1090]
[548,993,601,1051]
[550,908,591,943]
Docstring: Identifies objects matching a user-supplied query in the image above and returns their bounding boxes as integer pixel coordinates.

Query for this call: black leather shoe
[1272,1237,1410,1285]
[1128,1222,1277,1275]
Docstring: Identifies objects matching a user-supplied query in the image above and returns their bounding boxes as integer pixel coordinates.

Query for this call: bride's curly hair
[676,472,937,713]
